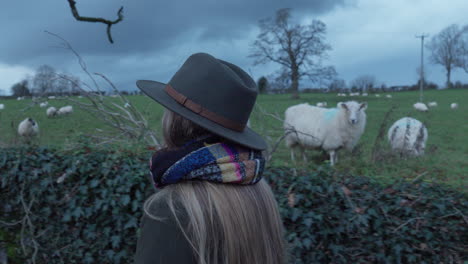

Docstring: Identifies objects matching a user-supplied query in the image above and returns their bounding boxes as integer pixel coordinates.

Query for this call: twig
[0,219,23,226]
[19,183,39,264]
[452,206,468,225]
[411,171,428,183]
[392,217,424,233]
[371,106,396,162]
[45,32,161,148]
[66,0,123,44]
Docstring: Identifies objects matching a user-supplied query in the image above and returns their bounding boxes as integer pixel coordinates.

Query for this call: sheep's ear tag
[360,102,367,110]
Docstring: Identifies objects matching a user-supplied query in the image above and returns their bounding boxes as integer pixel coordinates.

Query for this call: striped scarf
[149,137,265,188]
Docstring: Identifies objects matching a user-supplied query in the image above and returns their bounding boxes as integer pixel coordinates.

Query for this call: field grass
[0,89,466,191]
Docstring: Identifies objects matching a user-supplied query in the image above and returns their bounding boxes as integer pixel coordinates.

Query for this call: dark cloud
[0,0,347,92]
[1,0,346,61]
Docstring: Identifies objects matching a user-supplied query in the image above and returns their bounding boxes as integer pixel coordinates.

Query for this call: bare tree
[351,75,376,93]
[11,80,31,97]
[456,25,468,73]
[426,24,466,88]
[32,65,56,95]
[328,78,346,92]
[250,8,336,99]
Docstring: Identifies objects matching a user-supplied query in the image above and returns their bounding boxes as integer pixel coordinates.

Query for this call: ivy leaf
[111,235,121,248]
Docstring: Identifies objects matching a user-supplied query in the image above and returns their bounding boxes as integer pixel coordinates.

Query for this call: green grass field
[0,89,467,191]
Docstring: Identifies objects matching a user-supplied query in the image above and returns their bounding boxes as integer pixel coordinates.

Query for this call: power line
[416,34,429,102]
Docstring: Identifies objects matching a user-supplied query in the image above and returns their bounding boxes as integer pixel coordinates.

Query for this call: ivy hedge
[0,147,467,263]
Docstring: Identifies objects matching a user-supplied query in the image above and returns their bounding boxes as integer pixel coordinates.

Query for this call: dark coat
[134,201,196,264]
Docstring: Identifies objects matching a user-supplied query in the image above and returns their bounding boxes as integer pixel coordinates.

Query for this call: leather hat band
[164,85,245,132]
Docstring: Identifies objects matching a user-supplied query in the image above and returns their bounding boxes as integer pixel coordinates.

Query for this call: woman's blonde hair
[144,110,286,264]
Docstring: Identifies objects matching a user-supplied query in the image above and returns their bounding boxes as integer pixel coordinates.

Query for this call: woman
[135,53,286,264]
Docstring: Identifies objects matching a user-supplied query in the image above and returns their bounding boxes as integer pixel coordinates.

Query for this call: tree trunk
[290,67,300,99]
[446,66,452,88]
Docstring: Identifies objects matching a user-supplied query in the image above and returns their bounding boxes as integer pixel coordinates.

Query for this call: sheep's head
[338,101,367,125]
[27,118,36,127]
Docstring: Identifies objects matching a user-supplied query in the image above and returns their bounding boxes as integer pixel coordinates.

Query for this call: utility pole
[416,34,429,102]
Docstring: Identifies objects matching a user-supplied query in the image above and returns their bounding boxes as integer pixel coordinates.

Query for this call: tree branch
[67,0,124,44]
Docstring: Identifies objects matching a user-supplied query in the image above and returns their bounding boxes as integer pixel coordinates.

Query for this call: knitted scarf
[149,136,265,188]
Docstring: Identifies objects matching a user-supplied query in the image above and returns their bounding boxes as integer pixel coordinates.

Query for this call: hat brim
[136,80,268,150]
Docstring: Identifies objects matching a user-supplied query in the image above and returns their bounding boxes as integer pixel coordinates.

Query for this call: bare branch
[66,0,124,44]
[46,32,161,148]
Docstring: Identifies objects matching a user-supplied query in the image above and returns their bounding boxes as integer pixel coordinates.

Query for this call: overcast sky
[1,0,468,95]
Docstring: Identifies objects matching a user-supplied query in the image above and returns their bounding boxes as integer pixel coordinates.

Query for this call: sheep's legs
[290,148,296,163]
[329,150,337,166]
[301,148,307,163]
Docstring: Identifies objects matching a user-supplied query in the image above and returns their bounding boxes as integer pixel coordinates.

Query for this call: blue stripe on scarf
[161,147,215,185]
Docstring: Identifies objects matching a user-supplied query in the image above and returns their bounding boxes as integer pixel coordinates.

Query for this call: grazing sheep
[46,106,57,117]
[39,101,48,108]
[450,103,458,109]
[48,96,56,99]
[362,93,368,96]
[316,102,327,107]
[386,94,392,98]
[57,105,73,115]
[375,94,381,97]
[0,104,4,110]
[428,102,438,107]
[387,117,428,157]
[18,118,39,137]
[17,96,24,101]
[284,101,367,166]
[413,102,428,112]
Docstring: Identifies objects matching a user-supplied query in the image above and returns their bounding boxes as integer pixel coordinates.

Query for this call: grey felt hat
[136,52,267,150]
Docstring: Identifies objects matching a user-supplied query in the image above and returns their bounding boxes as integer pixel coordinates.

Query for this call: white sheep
[39,101,48,108]
[57,105,73,115]
[362,93,368,96]
[375,94,381,97]
[386,94,392,98]
[316,102,327,107]
[450,103,458,109]
[46,106,57,117]
[48,96,56,99]
[428,102,438,107]
[18,118,39,138]
[387,117,428,157]
[0,104,4,110]
[284,101,367,166]
[413,102,428,112]
[17,96,24,101]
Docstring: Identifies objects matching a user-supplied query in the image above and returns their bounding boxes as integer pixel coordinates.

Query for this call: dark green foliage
[257,76,269,94]
[10,80,31,97]
[0,147,152,264]
[265,167,467,263]
[1,147,467,263]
